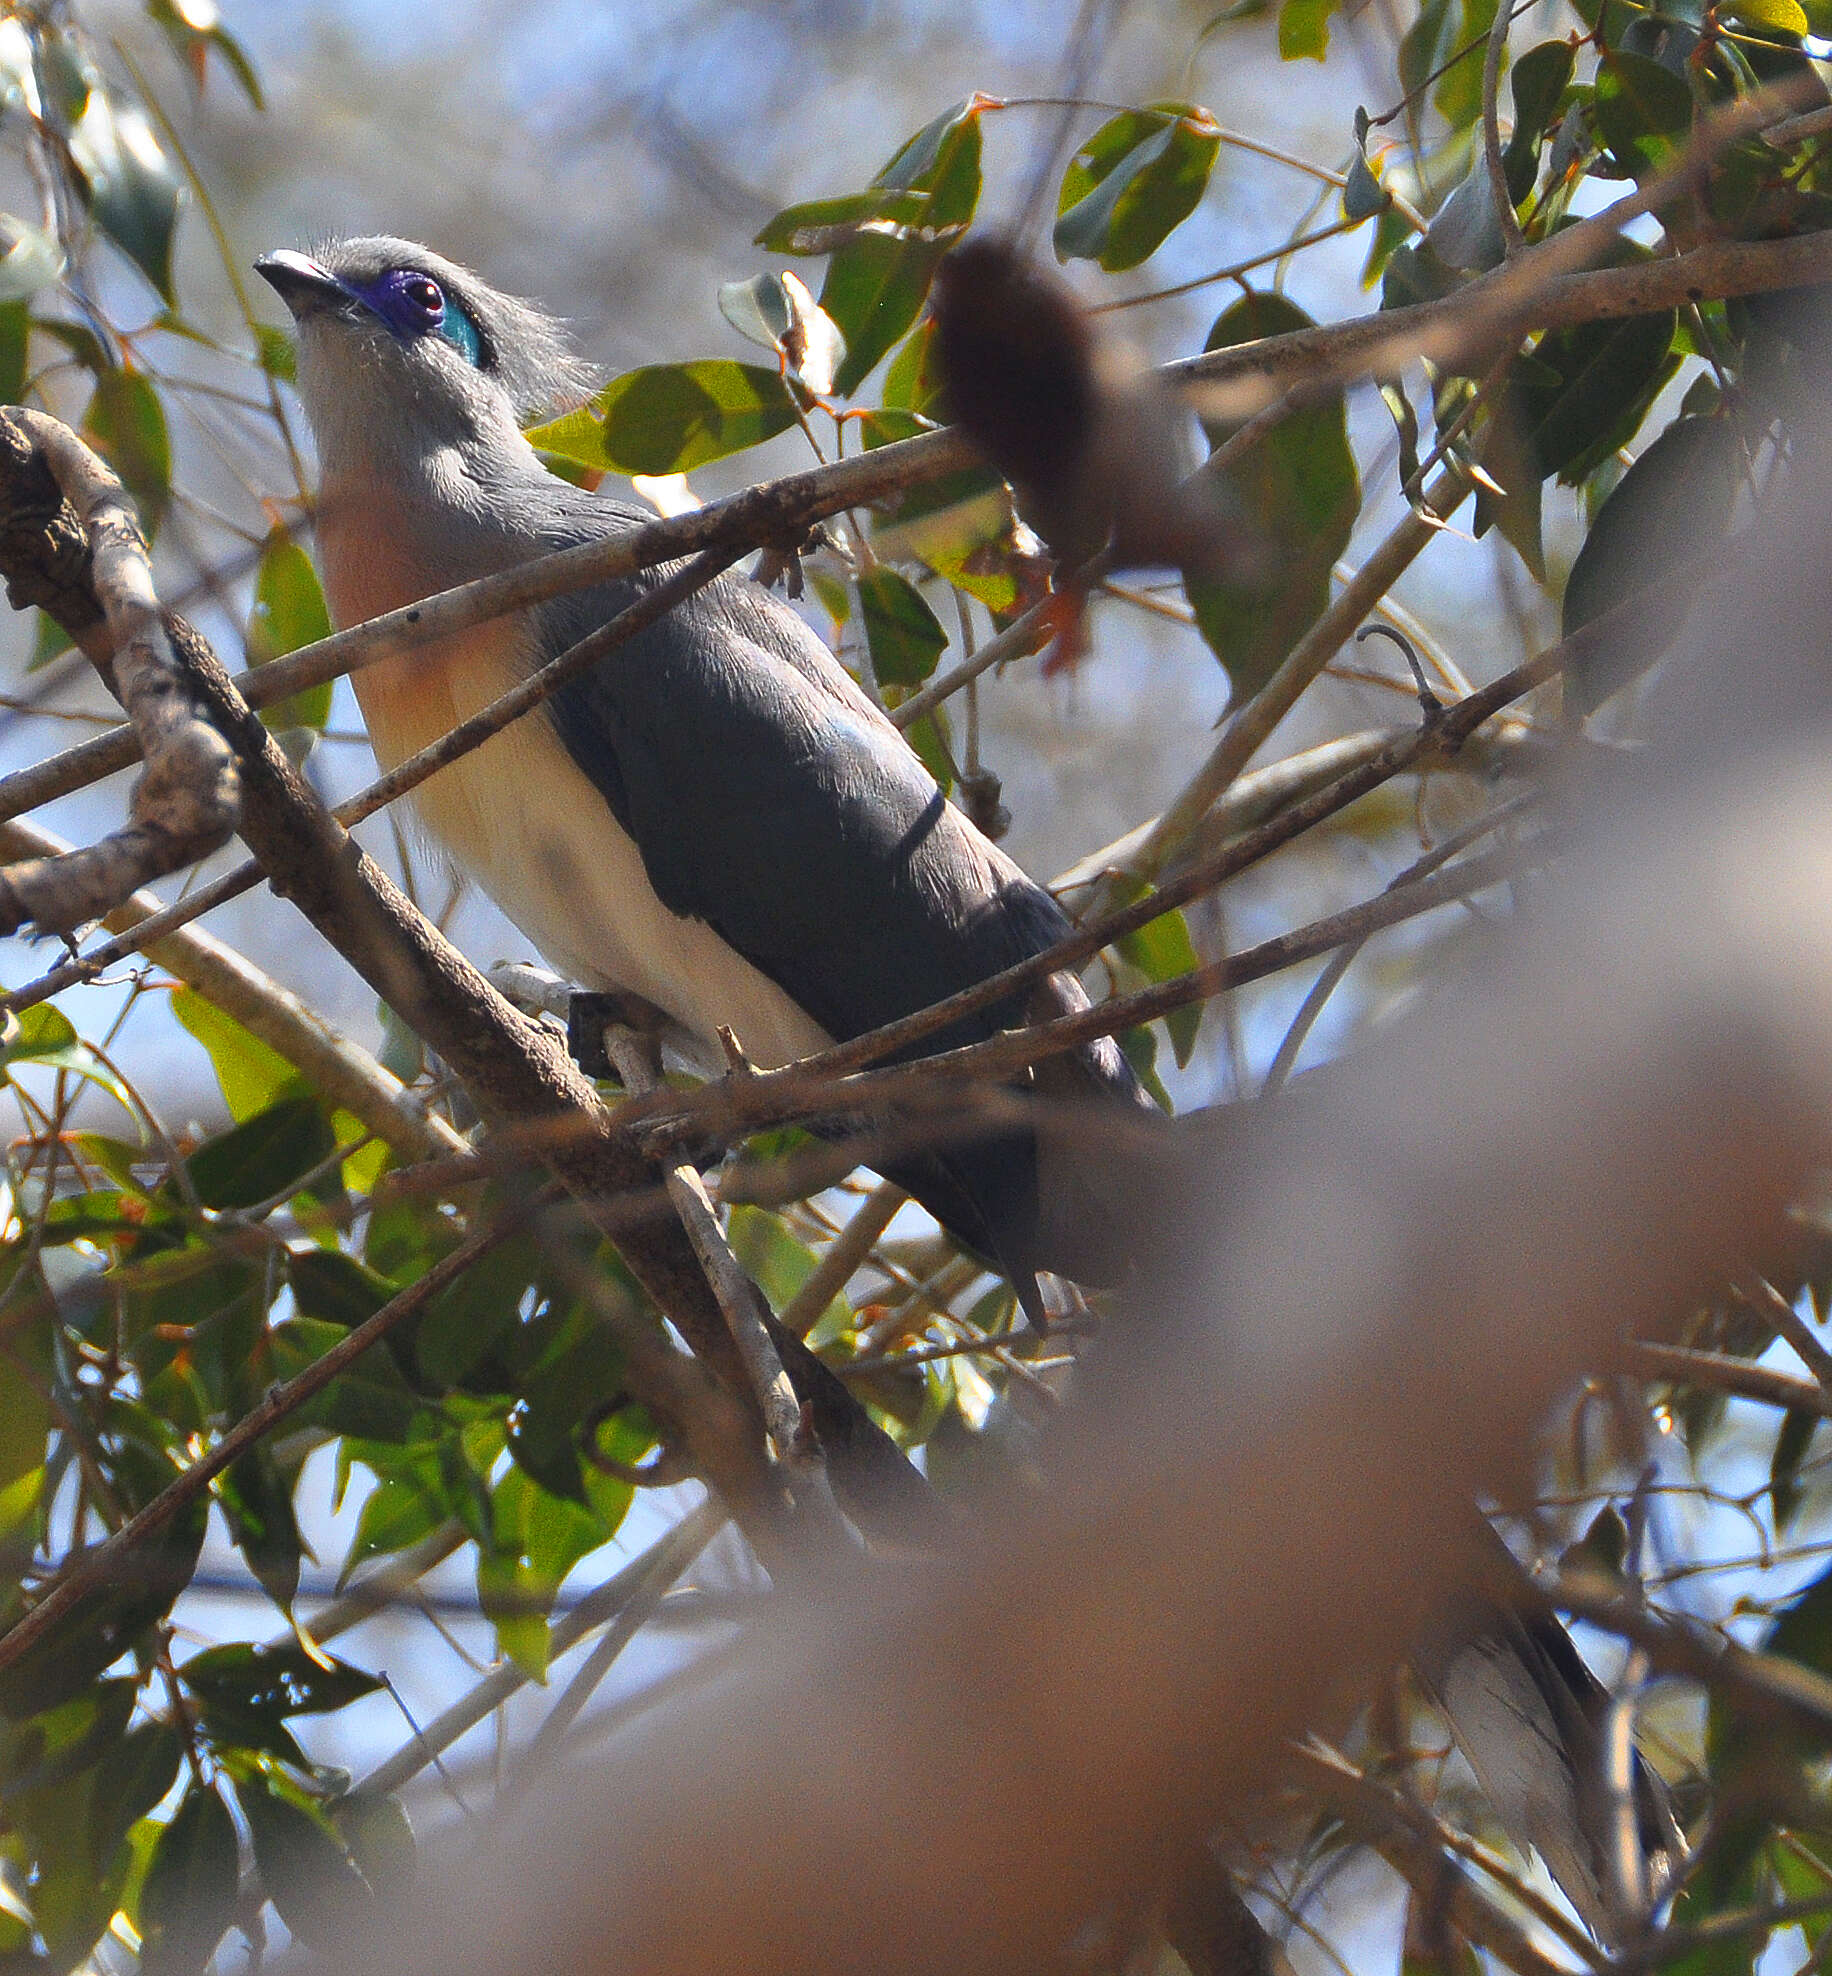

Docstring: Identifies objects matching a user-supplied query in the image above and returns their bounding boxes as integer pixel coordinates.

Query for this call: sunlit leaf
[527,360,796,476]
[171,987,300,1121]
[821,99,984,394]
[247,530,333,731]
[1279,0,1339,59]
[1187,291,1360,704]
[1053,104,1222,272]
[67,87,183,303]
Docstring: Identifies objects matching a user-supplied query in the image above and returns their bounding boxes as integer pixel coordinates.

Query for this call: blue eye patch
[360,266,487,370]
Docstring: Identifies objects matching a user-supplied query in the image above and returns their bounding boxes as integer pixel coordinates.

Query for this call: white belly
[351,630,833,1072]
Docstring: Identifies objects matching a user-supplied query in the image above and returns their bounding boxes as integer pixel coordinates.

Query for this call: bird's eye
[400,275,444,321]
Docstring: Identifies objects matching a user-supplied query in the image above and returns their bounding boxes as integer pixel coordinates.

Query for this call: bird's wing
[514,506,1146,1278]
[529,544,1085,1056]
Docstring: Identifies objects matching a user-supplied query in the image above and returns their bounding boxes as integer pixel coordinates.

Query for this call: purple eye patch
[352,266,485,368]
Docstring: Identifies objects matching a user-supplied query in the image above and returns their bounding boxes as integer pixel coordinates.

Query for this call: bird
[253,235,1155,1304]
[256,237,1682,1933]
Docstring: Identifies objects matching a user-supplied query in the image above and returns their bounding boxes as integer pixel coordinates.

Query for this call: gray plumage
[256,234,1152,1288]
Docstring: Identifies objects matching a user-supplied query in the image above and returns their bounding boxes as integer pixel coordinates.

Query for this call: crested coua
[254,236,1153,1297]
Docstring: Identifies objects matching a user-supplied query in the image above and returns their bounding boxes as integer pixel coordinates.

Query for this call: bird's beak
[254,249,353,321]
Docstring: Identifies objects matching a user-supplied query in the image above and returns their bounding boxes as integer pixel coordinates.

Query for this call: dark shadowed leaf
[137,1787,237,1976]
[180,1641,382,1718]
[1505,40,1578,199]
[859,565,948,689]
[183,1096,333,1211]
[1594,50,1694,181]
[1187,291,1360,703]
[1506,303,1678,484]
[216,1444,305,1613]
[88,1721,184,1868]
[1559,412,1740,711]
[239,1774,372,1947]
[528,361,796,475]
[1116,907,1204,1067]
[1054,105,1222,271]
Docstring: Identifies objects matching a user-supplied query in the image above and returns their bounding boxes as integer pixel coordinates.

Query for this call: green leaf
[1508,303,1679,484]
[88,1720,185,1868]
[215,1444,305,1613]
[493,1466,605,1602]
[526,360,796,476]
[171,986,301,1122]
[477,1548,550,1681]
[0,1486,206,1719]
[81,367,171,531]
[247,531,333,731]
[1435,0,1500,129]
[858,565,948,690]
[1594,50,1695,182]
[343,1471,444,1577]
[1115,907,1203,1068]
[821,101,984,395]
[1724,0,1810,32]
[66,88,183,304]
[180,1641,382,1718]
[239,1773,372,1947]
[1773,1407,1819,1533]
[752,187,934,255]
[254,322,296,383]
[0,1680,137,1803]
[1505,40,1578,200]
[1187,292,1360,704]
[414,1233,537,1390]
[1559,413,1741,712]
[1399,0,1459,105]
[1053,105,1222,272]
[137,1787,238,1976]
[265,1315,423,1444]
[182,1095,334,1211]
[726,1205,822,1315]
[1767,1558,1832,1671]
[901,705,955,795]
[1279,0,1339,58]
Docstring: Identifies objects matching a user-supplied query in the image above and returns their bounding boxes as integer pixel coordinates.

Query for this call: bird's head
[255,236,597,480]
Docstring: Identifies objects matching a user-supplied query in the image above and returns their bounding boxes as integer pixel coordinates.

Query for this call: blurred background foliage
[1,2,1832,1975]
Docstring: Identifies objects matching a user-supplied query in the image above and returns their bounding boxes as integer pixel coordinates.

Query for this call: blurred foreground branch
[337,438,1832,1974]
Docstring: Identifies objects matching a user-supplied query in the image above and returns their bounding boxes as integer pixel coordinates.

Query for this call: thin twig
[358,1499,728,1799]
